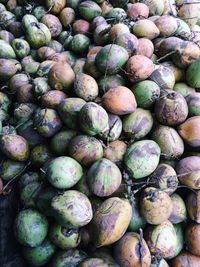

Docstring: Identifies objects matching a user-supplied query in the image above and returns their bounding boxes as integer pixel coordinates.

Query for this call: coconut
[186,190,200,223]
[90,197,132,247]
[145,220,177,258]
[102,86,137,115]
[178,116,200,147]
[126,55,155,83]
[169,193,187,224]
[185,223,200,257]
[176,156,200,189]
[124,140,161,179]
[114,232,151,267]
[150,163,178,195]
[140,187,173,224]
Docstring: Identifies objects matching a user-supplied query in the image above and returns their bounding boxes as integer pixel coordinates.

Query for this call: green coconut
[124,140,161,179]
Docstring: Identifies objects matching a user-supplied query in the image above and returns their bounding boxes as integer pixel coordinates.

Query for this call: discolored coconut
[126,55,155,83]
[51,190,93,228]
[103,140,127,165]
[74,73,99,101]
[171,251,200,267]
[58,97,86,130]
[48,62,75,92]
[150,65,175,90]
[41,90,67,109]
[60,7,75,27]
[87,158,122,197]
[150,163,178,195]
[115,33,138,57]
[33,108,62,138]
[136,38,154,58]
[133,19,160,40]
[0,134,29,162]
[162,61,185,82]
[109,23,130,42]
[128,3,149,19]
[124,140,161,179]
[114,232,151,267]
[144,220,177,258]
[140,187,173,224]
[79,102,109,136]
[176,156,200,189]
[51,249,87,267]
[159,37,183,58]
[123,108,153,140]
[68,135,103,166]
[155,15,178,37]
[99,113,122,142]
[151,125,184,159]
[155,91,188,126]
[49,223,80,249]
[172,41,200,69]
[169,193,187,224]
[186,190,200,223]
[185,223,200,257]
[102,86,137,115]
[90,197,132,247]
[178,116,200,147]
[0,58,17,81]
[73,19,90,35]
[45,0,66,14]
[41,14,62,37]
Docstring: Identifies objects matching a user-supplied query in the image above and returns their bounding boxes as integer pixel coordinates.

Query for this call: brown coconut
[126,55,155,83]
[102,86,137,115]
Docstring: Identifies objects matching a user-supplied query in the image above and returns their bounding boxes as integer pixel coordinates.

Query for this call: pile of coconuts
[2,0,200,266]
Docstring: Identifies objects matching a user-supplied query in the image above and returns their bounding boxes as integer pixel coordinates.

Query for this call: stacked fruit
[1,0,200,266]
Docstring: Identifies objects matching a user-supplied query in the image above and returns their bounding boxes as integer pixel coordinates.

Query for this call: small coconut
[155,91,188,126]
[169,193,187,224]
[126,55,155,83]
[140,187,173,225]
[155,15,178,37]
[136,38,154,58]
[132,19,160,40]
[60,7,75,27]
[103,140,127,164]
[150,163,178,195]
[127,3,149,19]
[73,19,90,35]
[186,190,200,223]
[102,86,137,115]
[171,251,200,267]
[48,62,75,92]
[90,197,132,247]
[114,232,151,267]
[176,156,200,189]
[144,220,177,258]
[178,116,200,147]
[185,223,200,257]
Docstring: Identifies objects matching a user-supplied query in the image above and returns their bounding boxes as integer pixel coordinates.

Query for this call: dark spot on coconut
[143,143,158,156]
[192,195,197,208]
[167,92,176,100]
[134,117,150,134]
[15,42,24,50]
[135,243,140,258]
